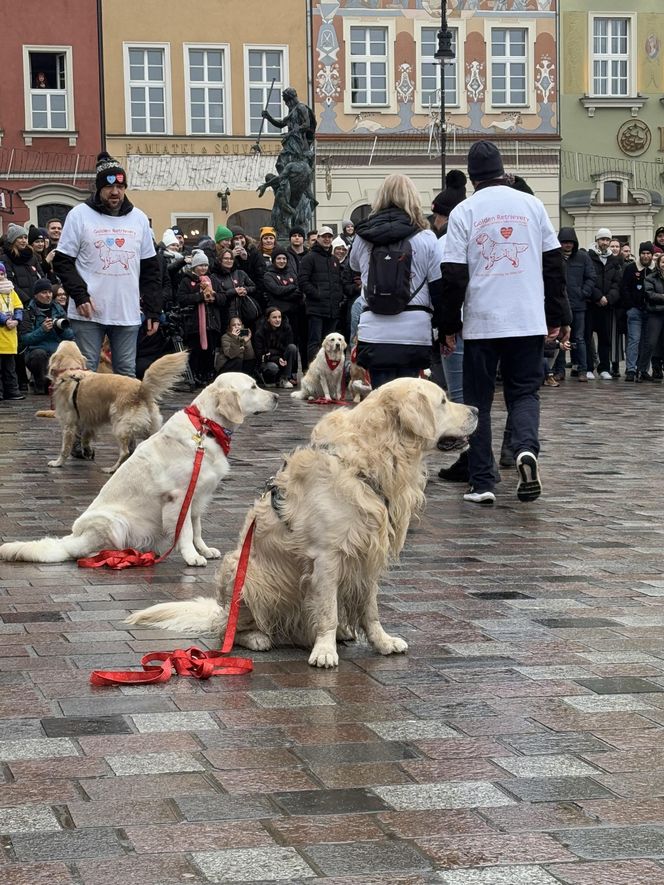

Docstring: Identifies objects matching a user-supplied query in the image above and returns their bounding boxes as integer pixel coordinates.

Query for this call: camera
[53,318,70,331]
[239,328,249,337]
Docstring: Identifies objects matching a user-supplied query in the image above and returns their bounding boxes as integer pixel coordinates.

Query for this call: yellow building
[101,0,310,243]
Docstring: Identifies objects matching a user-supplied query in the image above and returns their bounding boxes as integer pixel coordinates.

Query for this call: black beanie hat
[271,247,289,266]
[28,225,48,245]
[432,170,467,216]
[639,241,655,254]
[95,151,127,192]
[468,141,504,182]
[289,226,306,238]
[231,227,245,239]
[33,277,53,296]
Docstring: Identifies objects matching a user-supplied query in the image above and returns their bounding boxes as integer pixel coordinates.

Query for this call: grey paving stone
[563,694,656,712]
[500,776,614,802]
[294,741,419,764]
[131,711,218,732]
[0,737,77,761]
[304,839,432,875]
[513,665,592,680]
[2,611,64,622]
[575,677,664,694]
[534,618,618,628]
[193,847,315,882]
[365,720,458,740]
[106,751,205,775]
[10,827,124,861]
[273,788,391,815]
[437,866,561,884]
[0,719,44,741]
[373,782,515,810]
[40,716,133,737]
[492,754,599,778]
[500,733,612,756]
[248,689,336,708]
[176,794,280,821]
[0,805,61,833]
[557,825,664,859]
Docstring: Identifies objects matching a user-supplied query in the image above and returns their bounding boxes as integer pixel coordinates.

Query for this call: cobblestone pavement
[2,379,664,884]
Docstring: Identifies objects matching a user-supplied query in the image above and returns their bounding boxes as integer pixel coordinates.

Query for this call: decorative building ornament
[396,64,415,104]
[466,60,485,103]
[316,65,341,105]
[617,119,652,157]
[535,56,555,104]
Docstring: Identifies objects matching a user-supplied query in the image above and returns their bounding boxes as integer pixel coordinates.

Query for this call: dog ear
[214,389,244,426]
[397,389,437,440]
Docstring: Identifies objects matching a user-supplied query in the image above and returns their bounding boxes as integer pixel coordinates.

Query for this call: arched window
[227,208,273,241]
[37,203,71,227]
[350,204,371,226]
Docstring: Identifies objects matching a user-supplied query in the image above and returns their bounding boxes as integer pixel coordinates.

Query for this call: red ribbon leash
[90,519,256,685]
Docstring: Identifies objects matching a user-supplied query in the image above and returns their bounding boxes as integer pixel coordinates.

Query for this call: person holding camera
[216,316,256,376]
[19,278,75,394]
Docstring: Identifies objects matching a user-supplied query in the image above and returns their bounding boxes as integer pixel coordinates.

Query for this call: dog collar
[184,404,233,455]
[325,355,342,371]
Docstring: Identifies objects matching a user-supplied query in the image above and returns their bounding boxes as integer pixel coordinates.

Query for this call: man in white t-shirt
[53,152,162,377]
[440,141,570,506]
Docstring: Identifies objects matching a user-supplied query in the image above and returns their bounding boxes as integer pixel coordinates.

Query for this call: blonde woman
[349,174,442,388]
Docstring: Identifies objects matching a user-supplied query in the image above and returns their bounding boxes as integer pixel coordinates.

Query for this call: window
[419,27,459,110]
[603,180,622,203]
[172,214,213,245]
[349,27,388,106]
[245,47,287,136]
[125,45,170,134]
[186,46,229,135]
[491,28,527,106]
[592,17,630,97]
[227,208,273,239]
[23,47,73,131]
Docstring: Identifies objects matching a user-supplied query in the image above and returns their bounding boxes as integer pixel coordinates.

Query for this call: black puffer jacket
[621,260,656,310]
[354,207,420,245]
[644,270,664,314]
[587,249,622,306]
[558,227,596,312]
[298,242,345,318]
[175,268,226,336]
[253,315,294,365]
[0,245,45,305]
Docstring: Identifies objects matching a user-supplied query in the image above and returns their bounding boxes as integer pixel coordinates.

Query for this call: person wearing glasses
[53,151,161,378]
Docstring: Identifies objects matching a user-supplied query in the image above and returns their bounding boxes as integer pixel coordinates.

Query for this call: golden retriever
[126,378,478,666]
[292,332,346,402]
[0,373,278,567]
[47,340,189,474]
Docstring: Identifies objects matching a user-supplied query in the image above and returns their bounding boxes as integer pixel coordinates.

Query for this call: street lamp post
[434,1,455,189]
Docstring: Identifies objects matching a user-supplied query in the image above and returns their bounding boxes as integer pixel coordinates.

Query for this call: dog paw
[196,545,221,559]
[183,553,207,567]
[100,466,116,475]
[374,635,408,656]
[308,645,339,668]
[236,630,272,651]
[47,460,63,468]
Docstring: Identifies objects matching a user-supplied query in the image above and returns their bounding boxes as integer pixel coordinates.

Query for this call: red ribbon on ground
[90,519,256,685]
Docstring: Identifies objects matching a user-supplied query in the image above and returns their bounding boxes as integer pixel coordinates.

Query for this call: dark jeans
[463,335,544,493]
[25,348,50,393]
[0,354,20,398]
[585,304,611,373]
[370,367,420,389]
[554,309,587,374]
[638,313,664,374]
[262,343,298,383]
[219,356,256,377]
[307,315,338,363]
[185,331,220,385]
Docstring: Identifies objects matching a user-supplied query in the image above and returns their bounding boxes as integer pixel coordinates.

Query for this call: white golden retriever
[127,378,478,666]
[47,340,190,474]
[0,373,278,568]
[292,332,346,402]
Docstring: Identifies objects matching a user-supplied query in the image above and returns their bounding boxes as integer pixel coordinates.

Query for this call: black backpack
[365,238,428,315]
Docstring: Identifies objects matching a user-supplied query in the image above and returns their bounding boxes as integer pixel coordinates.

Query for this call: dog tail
[140,351,190,402]
[125,596,222,632]
[0,531,95,563]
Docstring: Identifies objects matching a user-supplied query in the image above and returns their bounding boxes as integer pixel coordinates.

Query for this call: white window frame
[487,21,536,114]
[22,45,75,134]
[243,45,289,137]
[588,14,636,99]
[343,18,397,115]
[414,20,467,116]
[183,44,231,136]
[123,42,172,136]
[170,211,215,243]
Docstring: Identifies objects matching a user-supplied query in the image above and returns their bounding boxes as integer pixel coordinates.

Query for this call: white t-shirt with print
[443,185,560,339]
[57,202,156,326]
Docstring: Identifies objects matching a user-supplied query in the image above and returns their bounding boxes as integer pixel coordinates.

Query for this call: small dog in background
[292,332,346,402]
[47,340,190,474]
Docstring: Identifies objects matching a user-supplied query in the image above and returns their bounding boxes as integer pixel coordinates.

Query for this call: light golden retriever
[127,378,478,666]
[47,340,189,474]
[0,373,278,567]
[292,332,346,402]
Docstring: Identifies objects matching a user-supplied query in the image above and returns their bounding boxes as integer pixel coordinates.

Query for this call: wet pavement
[2,378,664,884]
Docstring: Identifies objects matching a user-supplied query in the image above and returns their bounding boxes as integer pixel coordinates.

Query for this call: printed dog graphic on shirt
[475,233,528,270]
[94,239,136,271]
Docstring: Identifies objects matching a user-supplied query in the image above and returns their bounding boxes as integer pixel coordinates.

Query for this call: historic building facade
[311,0,561,231]
[559,0,664,248]
[101,0,310,242]
[0,0,101,231]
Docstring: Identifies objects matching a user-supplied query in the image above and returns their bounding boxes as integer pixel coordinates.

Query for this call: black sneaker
[5,393,25,400]
[72,440,95,460]
[638,372,653,383]
[438,451,470,483]
[516,451,542,502]
[500,445,515,468]
[624,371,636,382]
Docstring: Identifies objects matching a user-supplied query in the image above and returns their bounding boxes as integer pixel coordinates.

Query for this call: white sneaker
[278,379,293,389]
[599,371,612,380]
[463,489,496,506]
[516,451,542,502]
[586,371,595,379]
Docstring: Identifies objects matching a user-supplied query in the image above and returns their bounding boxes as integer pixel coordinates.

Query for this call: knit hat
[214,224,233,243]
[467,141,504,182]
[162,229,179,248]
[289,226,306,238]
[190,250,209,269]
[260,226,277,239]
[432,169,467,216]
[331,236,348,251]
[231,227,245,239]
[271,247,289,265]
[94,151,127,192]
[595,227,612,240]
[0,263,5,274]
[341,219,353,229]
[33,278,52,296]
[654,227,664,240]
[5,223,28,245]
[28,225,48,245]
[197,236,216,251]
[639,241,655,254]
[171,226,183,236]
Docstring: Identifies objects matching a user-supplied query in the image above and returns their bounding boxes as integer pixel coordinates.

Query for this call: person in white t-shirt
[440,141,570,506]
[53,152,162,378]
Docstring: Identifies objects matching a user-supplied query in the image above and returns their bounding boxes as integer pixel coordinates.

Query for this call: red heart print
[500,227,513,239]
[115,238,125,247]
